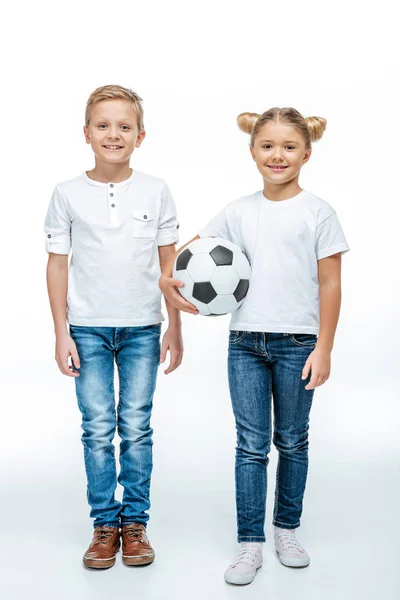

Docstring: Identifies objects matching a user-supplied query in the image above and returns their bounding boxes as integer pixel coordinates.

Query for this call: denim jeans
[228,331,317,542]
[69,324,161,529]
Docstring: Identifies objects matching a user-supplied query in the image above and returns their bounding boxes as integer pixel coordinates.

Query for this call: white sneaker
[224,545,263,585]
[274,527,310,567]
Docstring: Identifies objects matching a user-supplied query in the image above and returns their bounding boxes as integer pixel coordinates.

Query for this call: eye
[286,145,295,150]
[121,125,130,131]
[98,124,107,129]
[262,144,272,149]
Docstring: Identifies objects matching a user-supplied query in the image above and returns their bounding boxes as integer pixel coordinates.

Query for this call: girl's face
[83,99,145,165]
[250,121,311,186]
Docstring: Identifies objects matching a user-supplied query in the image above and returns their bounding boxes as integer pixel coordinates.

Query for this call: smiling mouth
[267,165,288,170]
[103,145,123,150]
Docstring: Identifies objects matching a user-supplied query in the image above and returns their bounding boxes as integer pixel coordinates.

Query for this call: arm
[158,244,184,374]
[46,253,80,377]
[302,253,342,389]
[159,235,200,314]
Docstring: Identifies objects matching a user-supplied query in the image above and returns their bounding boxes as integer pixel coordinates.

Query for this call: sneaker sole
[122,553,155,566]
[224,563,262,585]
[277,552,310,568]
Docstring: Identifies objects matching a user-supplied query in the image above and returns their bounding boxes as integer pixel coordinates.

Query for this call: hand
[160,326,184,374]
[159,275,199,315]
[55,332,80,377]
[301,347,331,390]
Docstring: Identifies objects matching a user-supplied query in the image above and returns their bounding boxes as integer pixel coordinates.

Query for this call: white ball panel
[208,295,240,315]
[232,251,252,279]
[186,254,217,282]
[210,266,240,294]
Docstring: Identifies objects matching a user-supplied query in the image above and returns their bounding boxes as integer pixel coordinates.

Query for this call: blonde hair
[85,84,144,131]
[237,107,327,148]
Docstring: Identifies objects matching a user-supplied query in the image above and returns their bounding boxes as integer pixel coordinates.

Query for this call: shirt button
[111,204,115,208]
[110,183,114,188]
[110,193,114,197]
[143,215,147,219]
[47,234,51,238]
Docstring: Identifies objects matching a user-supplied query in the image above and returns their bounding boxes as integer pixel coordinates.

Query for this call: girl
[160,108,349,585]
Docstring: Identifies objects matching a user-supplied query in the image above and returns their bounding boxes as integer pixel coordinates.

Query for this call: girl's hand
[160,326,184,374]
[159,275,199,315]
[301,348,331,390]
[55,332,81,377]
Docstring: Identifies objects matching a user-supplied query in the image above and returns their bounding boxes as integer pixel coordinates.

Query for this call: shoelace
[275,532,305,554]
[124,525,145,543]
[230,548,260,568]
[94,529,114,545]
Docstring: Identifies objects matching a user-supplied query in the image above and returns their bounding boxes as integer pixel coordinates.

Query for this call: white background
[1,1,399,598]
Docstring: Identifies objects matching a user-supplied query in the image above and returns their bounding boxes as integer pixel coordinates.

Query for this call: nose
[271,148,284,162]
[107,127,120,140]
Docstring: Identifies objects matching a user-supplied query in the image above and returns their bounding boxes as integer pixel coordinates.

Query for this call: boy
[45,85,183,569]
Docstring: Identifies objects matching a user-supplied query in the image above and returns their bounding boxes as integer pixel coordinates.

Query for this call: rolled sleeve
[157,182,180,246]
[44,186,71,254]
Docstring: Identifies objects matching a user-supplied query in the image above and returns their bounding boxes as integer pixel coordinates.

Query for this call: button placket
[108,182,119,226]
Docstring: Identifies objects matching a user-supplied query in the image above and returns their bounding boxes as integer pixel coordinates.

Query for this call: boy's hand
[301,348,331,390]
[159,275,199,315]
[160,326,184,374]
[55,332,81,377]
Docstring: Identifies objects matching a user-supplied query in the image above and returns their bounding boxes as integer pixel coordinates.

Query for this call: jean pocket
[289,333,318,347]
[229,330,247,344]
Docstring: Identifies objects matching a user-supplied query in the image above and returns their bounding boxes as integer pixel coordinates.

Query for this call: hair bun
[237,112,260,135]
[305,116,327,142]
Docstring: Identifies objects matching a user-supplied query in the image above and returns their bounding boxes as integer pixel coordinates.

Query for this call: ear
[136,130,146,148]
[250,145,256,161]
[302,147,312,165]
[83,125,90,144]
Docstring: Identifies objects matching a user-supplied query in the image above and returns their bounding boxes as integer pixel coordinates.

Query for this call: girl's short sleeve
[44,186,72,255]
[315,212,350,260]
[198,207,232,242]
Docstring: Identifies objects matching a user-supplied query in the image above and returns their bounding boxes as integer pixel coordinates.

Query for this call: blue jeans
[69,324,161,529]
[228,331,317,542]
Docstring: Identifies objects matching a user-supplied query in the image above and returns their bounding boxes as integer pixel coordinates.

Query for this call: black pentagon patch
[176,248,193,271]
[210,245,233,266]
[234,279,249,302]
[193,282,217,304]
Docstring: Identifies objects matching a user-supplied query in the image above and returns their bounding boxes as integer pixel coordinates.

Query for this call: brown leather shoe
[83,526,120,569]
[121,523,155,566]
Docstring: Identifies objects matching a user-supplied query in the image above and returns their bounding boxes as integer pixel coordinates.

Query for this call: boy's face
[84,99,145,165]
[250,121,311,186]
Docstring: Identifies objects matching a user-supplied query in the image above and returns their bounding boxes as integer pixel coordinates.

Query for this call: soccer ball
[172,237,251,316]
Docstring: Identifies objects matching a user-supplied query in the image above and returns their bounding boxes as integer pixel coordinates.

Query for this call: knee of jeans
[82,416,116,444]
[118,423,153,444]
[237,433,271,461]
[273,430,309,454]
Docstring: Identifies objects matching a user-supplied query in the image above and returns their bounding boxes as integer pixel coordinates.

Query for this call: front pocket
[290,333,318,347]
[132,210,157,238]
[229,330,247,344]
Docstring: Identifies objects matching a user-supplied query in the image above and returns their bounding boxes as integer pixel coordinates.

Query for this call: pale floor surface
[1,461,398,600]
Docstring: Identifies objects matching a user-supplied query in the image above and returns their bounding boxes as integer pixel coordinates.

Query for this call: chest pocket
[132,210,157,238]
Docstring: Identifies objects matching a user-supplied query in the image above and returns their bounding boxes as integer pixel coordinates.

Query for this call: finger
[171,278,185,288]
[301,361,311,380]
[160,345,168,364]
[305,375,319,390]
[70,348,80,370]
[164,353,182,374]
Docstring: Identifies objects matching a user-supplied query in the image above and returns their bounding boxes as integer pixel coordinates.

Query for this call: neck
[87,159,132,183]
[263,178,302,201]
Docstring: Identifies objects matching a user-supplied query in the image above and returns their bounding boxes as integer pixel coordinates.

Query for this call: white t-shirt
[44,170,179,326]
[198,189,350,334]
